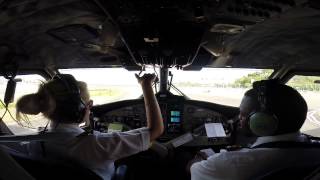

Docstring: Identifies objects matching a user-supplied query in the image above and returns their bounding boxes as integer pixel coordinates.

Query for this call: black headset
[50,74,86,123]
[248,80,279,136]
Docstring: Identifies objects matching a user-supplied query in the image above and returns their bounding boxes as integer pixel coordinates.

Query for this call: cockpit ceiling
[0,0,319,72]
[218,8,320,70]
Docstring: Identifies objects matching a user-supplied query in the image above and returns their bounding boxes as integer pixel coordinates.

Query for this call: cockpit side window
[287,75,320,137]
[0,74,46,135]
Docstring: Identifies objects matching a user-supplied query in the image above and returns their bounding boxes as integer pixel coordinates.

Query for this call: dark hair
[245,81,307,135]
[244,89,259,107]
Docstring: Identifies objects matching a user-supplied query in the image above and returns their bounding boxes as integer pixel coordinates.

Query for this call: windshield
[0,68,273,135]
[0,75,47,134]
[61,68,273,107]
[286,75,320,137]
[172,68,273,106]
[60,68,152,105]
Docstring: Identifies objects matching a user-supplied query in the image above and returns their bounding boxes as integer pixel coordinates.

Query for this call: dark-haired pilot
[190,80,320,180]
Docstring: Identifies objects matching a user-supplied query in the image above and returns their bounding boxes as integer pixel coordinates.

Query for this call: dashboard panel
[92,94,239,146]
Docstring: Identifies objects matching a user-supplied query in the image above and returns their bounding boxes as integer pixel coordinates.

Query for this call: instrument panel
[92,95,239,146]
[95,104,147,132]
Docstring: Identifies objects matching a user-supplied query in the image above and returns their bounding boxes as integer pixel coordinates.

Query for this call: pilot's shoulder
[201,148,263,166]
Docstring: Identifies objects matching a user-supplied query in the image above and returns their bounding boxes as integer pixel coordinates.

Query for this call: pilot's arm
[190,152,228,180]
[190,149,256,180]
[70,74,164,162]
[135,73,164,141]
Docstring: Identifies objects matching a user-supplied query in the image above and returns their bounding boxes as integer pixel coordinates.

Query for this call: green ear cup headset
[249,80,279,136]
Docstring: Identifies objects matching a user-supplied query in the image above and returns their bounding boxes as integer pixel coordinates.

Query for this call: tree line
[233,70,320,91]
[176,70,320,91]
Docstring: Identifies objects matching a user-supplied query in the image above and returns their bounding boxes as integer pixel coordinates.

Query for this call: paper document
[205,123,226,137]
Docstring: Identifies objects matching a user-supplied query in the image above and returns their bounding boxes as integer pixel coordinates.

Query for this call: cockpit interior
[0,0,320,179]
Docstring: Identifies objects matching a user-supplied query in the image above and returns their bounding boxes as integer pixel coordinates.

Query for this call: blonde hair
[16,76,90,124]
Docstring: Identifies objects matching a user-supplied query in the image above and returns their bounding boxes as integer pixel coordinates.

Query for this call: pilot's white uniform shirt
[25,123,150,180]
[191,132,320,180]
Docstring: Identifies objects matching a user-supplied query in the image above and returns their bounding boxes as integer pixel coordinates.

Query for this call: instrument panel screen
[170,111,181,123]
[108,123,123,133]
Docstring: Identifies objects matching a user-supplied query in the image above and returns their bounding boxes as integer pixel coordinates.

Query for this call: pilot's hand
[83,100,93,126]
[195,151,209,160]
[186,151,209,174]
[135,73,156,86]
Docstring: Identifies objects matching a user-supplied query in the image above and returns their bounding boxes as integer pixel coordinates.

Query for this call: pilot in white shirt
[24,124,150,180]
[190,132,320,180]
[13,73,163,180]
[191,80,320,180]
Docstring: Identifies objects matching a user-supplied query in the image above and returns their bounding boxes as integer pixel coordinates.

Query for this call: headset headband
[52,74,81,96]
[47,73,86,124]
[249,79,279,136]
[254,81,267,112]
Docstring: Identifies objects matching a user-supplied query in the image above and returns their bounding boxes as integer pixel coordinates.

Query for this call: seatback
[11,152,103,180]
[113,165,128,180]
[254,164,320,180]
[252,141,320,180]
[0,147,34,180]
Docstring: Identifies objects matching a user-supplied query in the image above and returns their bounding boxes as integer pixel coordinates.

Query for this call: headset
[49,74,86,123]
[248,80,279,136]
